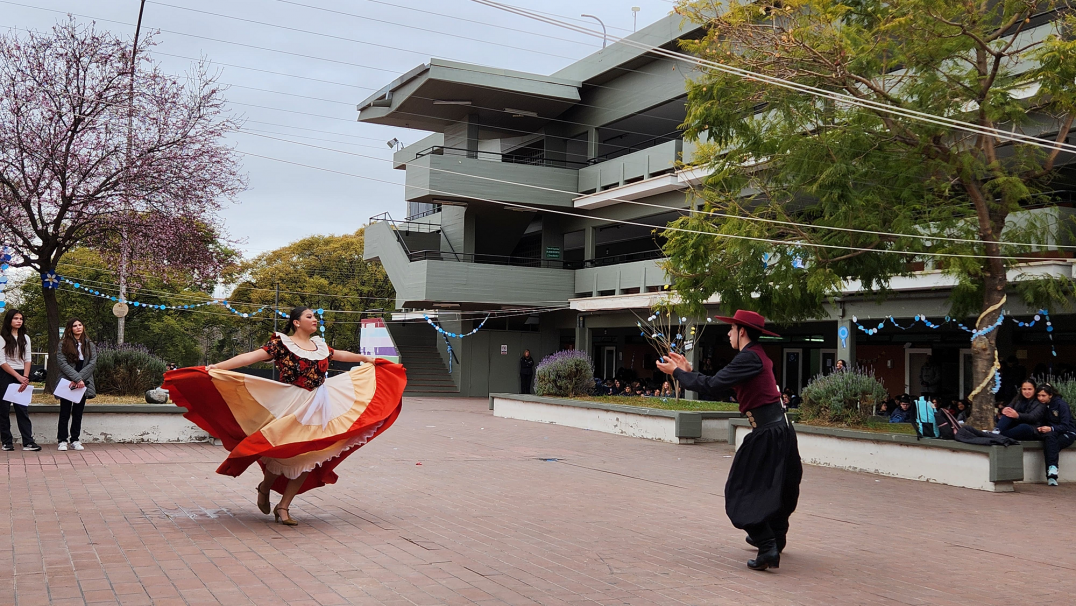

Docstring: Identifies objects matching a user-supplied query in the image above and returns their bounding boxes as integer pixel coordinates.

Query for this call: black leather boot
[747,538,780,571]
[745,534,786,553]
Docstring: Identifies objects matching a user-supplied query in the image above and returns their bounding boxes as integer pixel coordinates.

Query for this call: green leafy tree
[667,0,1076,428]
[13,248,231,369]
[225,228,395,352]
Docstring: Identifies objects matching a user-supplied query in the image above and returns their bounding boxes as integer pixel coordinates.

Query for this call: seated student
[953,399,971,424]
[780,388,801,409]
[889,395,916,423]
[660,381,676,398]
[997,380,1046,441]
[1034,383,1076,486]
[622,385,636,396]
[877,395,896,417]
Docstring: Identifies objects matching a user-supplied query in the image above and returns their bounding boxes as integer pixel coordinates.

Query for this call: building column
[587,127,599,161]
[584,225,596,264]
[466,113,480,159]
[575,315,591,356]
[837,318,856,368]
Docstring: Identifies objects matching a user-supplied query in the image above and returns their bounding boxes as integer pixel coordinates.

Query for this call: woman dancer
[55,318,97,450]
[163,307,406,525]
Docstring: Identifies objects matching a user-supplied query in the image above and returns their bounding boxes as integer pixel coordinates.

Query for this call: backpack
[934,408,960,440]
[915,397,939,439]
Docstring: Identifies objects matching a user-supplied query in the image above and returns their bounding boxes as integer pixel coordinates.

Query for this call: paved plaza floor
[3,397,1075,605]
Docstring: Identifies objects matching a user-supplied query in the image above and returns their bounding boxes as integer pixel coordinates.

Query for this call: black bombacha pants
[725,419,802,544]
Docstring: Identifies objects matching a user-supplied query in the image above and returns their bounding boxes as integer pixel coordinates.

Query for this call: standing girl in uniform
[55,318,97,450]
[0,308,39,451]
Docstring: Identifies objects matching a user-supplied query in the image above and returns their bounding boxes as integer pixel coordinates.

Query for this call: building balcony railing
[404,248,666,270]
[413,145,589,170]
[586,130,683,165]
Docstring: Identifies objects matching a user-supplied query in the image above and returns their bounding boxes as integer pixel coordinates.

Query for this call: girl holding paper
[55,318,97,451]
[0,308,39,451]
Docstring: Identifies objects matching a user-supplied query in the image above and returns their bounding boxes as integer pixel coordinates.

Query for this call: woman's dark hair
[1036,383,1058,399]
[61,317,90,363]
[285,306,312,335]
[1010,379,1037,406]
[1,308,28,361]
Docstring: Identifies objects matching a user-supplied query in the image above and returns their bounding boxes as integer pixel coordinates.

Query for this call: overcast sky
[3,0,677,258]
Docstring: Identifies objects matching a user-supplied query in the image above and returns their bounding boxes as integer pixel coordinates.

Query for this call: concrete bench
[1019,440,1076,483]
[10,404,213,445]
[490,394,738,444]
[729,419,1024,492]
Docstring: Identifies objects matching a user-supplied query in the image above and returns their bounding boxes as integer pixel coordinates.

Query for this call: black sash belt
[744,401,787,429]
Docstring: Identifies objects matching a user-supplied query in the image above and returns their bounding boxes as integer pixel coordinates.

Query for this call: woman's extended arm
[332,351,376,364]
[207,349,273,371]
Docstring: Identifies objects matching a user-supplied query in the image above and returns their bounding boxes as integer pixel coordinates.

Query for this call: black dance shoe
[747,539,781,571]
[745,534,786,553]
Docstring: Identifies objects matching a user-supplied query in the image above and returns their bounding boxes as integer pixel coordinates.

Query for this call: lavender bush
[800,367,888,426]
[534,350,594,398]
[94,342,167,395]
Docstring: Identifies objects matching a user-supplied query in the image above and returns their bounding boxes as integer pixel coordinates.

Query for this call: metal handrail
[413,145,590,169]
[586,131,683,166]
[405,248,667,269]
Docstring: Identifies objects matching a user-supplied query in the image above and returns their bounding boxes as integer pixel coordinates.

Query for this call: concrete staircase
[390,324,459,396]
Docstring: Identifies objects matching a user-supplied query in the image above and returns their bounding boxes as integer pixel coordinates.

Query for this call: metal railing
[586,131,683,165]
[413,145,589,169]
[407,250,569,269]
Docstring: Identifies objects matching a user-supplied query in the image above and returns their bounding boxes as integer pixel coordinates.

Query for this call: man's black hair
[740,325,763,342]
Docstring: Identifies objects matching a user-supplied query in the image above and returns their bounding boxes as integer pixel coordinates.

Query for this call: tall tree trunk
[41,280,61,394]
[968,271,1006,429]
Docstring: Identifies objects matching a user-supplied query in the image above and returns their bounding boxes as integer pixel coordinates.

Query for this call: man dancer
[656,310,802,571]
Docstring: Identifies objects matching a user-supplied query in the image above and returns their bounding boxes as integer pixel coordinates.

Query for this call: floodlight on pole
[580,14,607,48]
[387,138,402,151]
[632,7,640,32]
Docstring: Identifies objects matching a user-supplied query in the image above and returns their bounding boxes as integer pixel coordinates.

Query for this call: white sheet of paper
[53,381,87,403]
[3,382,32,405]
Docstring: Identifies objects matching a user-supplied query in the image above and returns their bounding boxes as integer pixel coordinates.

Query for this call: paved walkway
[3,397,1075,605]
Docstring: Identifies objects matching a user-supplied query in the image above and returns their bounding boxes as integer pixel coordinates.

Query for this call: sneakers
[1048,465,1059,477]
[1,444,12,451]
[1049,477,1059,486]
[71,441,84,451]
[23,443,41,451]
[57,441,68,451]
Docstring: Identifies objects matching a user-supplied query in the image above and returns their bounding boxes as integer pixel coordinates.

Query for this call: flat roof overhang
[357,59,582,135]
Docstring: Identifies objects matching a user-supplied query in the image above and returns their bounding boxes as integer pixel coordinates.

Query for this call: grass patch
[799,419,918,435]
[31,393,163,405]
[571,395,738,411]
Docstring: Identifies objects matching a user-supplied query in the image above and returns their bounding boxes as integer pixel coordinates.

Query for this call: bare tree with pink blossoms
[0,18,246,388]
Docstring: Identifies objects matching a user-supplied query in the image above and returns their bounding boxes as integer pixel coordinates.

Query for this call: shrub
[800,368,888,426]
[94,343,167,396]
[534,350,594,398]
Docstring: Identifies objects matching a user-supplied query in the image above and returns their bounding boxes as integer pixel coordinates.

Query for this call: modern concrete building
[360,13,1076,399]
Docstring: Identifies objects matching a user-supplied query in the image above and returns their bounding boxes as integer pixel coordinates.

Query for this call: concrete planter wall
[1021,442,1076,483]
[490,394,738,444]
[729,419,1025,492]
[12,405,213,445]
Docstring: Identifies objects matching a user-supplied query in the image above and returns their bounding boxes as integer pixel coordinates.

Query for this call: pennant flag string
[851,311,1056,357]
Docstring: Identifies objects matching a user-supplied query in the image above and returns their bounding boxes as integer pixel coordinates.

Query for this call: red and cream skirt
[163,360,406,495]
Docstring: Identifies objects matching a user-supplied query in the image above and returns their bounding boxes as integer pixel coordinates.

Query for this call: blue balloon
[317,308,324,314]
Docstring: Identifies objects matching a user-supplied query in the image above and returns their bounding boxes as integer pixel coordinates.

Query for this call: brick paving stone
[4,396,1076,604]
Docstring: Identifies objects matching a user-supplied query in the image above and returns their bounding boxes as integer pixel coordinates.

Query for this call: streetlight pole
[580,14,607,49]
[118,0,147,344]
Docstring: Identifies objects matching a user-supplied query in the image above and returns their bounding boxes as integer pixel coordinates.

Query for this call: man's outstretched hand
[655,352,692,375]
